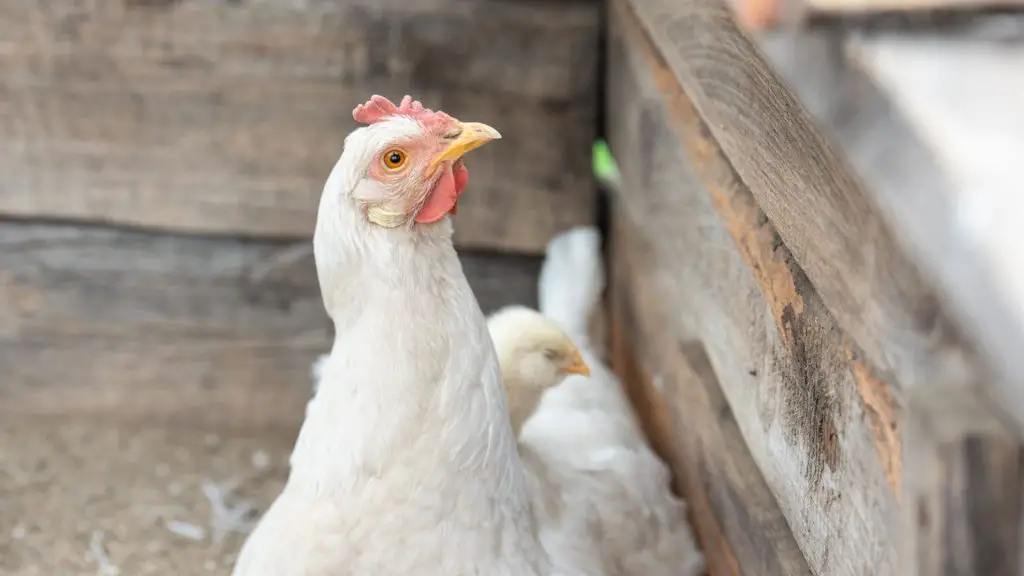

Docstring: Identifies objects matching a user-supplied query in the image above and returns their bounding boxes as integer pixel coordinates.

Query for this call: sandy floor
[0,416,293,576]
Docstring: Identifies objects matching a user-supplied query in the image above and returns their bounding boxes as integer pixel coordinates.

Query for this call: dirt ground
[0,416,293,576]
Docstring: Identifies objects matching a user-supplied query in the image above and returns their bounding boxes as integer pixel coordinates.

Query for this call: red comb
[352,95,454,133]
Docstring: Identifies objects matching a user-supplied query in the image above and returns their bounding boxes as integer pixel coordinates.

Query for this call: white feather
[234,117,550,576]
[310,354,328,394]
[519,227,705,576]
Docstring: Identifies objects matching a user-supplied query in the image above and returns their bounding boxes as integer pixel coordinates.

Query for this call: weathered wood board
[607,5,902,572]
[733,0,1024,29]
[608,211,812,576]
[0,221,542,431]
[809,0,1024,9]
[611,0,1024,571]
[760,27,1024,418]
[904,412,1024,575]
[623,0,975,405]
[0,0,599,253]
[751,24,1024,576]
[850,35,1024,361]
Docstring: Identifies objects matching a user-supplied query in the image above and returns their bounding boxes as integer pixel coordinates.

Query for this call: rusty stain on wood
[846,340,902,494]
[639,22,806,342]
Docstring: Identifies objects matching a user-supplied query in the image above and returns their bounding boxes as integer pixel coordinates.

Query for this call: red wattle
[453,164,469,195]
[449,164,468,216]
[415,166,458,224]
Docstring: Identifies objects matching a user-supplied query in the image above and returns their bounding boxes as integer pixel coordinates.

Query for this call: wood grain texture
[607,12,901,573]
[0,221,542,431]
[762,26,1024,427]
[732,0,1024,29]
[758,28,1024,576]
[842,35,1024,425]
[810,0,1024,9]
[904,413,1024,576]
[609,211,812,576]
[0,0,599,253]
[618,0,1024,436]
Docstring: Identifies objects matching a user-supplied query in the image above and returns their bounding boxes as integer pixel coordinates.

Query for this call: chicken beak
[561,349,591,377]
[429,121,501,174]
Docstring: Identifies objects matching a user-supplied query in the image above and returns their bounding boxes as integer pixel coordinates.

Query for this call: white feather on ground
[521,226,705,576]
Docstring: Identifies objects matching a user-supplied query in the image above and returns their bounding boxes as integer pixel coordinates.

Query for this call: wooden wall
[0,0,601,431]
[608,212,813,576]
[606,0,1024,574]
[732,0,1024,29]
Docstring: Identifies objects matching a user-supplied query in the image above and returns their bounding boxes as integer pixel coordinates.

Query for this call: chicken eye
[543,349,559,360]
[382,149,407,170]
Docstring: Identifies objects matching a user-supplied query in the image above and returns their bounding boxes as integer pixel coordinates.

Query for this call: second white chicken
[511,227,705,576]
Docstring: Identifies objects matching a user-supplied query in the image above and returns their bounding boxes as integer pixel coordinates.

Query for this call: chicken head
[487,305,591,435]
[345,95,500,229]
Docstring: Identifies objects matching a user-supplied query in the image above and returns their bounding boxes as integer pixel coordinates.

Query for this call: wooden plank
[0,0,599,253]
[765,30,1024,368]
[757,29,1024,576]
[848,35,1024,366]
[615,3,1024,571]
[903,412,1024,576]
[608,211,812,576]
[732,0,1024,29]
[617,0,1024,436]
[810,0,1024,9]
[0,221,542,431]
[607,12,901,573]
[761,28,1024,417]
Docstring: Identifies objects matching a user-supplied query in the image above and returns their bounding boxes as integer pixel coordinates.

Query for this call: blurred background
[2,0,1023,574]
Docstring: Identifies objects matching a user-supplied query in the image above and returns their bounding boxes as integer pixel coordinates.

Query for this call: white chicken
[233,95,551,575]
[509,227,706,576]
[308,229,706,575]
[485,306,607,575]
[486,306,591,438]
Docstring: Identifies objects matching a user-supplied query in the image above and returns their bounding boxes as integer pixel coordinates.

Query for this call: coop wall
[605,1,1024,575]
[0,0,601,432]
[604,11,898,568]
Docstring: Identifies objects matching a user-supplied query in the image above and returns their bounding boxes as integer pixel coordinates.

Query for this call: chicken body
[234,96,550,576]
[307,229,706,575]
[514,227,705,576]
